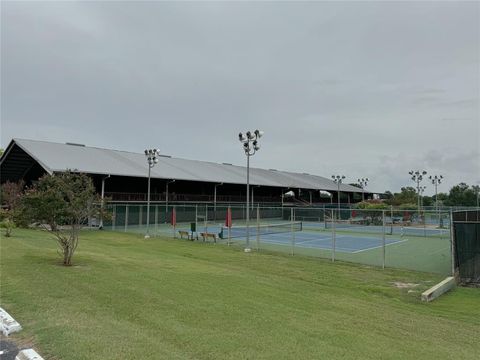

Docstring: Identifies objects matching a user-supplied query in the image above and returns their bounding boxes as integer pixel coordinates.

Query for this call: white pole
[145,165,151,238]
[173,206,176,239]
[450,209,454,276]
[331,209,336,262]
[256,204,260,251]
[228,206,231,246]
[382,210,386,269]
[155,205,158,236]
[251,186,254,212]
[337,182,340,216]
[245,154,251,251]
[390,205,393,235]
[214,185,217,221]
[195,204,198,240]
[291,207,295,256]
[205,205,208,234]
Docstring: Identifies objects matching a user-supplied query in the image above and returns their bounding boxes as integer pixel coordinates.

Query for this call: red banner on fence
[225,207,232,228]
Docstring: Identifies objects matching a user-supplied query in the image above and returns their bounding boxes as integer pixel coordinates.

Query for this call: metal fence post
[382,210,386,269]
[125,205,129,232]
[112,205,116,231]
[450,209,455,276]
[155,205,158,236]
[195,204,198,240]
[390,205,394,235]
[228,206,231,247]
[256,204,260,251]
[291,207,295,256]
[205,205,208,233]
[139,206,143,228]
[173,205,176,239]
[331,209,335,262]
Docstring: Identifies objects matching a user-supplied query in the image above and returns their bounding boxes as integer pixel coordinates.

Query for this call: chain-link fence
[102,204,452,276]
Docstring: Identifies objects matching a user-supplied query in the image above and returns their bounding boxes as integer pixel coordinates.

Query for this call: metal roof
[1,138,367,193]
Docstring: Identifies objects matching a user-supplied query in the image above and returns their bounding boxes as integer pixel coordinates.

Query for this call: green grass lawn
[1,229,479,359]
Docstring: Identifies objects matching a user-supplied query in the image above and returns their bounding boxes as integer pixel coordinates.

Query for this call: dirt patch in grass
[392,281,420,289]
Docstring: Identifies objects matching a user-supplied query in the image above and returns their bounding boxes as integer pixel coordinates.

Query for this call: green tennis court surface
[106,220,452,275]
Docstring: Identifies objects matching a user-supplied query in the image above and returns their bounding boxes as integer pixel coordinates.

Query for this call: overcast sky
[1,1,479,194]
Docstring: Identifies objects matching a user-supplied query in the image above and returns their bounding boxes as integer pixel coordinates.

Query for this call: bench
[200,232,218,243]
[178,230,192,240]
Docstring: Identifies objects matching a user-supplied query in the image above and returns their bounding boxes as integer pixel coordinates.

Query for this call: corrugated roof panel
[11,138,368,193]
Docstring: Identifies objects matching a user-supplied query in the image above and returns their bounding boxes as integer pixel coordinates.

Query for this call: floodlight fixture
[429,174,444,223]
[332,174,346,215]
[357,177,369,201]
[409,169,427,211]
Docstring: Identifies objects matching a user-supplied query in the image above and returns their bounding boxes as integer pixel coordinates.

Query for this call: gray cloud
[1,1,479,194]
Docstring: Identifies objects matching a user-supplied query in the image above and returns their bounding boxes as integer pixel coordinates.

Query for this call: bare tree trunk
[63,224,80,266]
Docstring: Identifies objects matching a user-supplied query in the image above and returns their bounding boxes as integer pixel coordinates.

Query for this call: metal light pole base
[244,248,251,253]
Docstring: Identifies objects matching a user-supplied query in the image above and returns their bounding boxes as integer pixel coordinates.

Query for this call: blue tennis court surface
[201,224,407,253]
[242,231,406,253]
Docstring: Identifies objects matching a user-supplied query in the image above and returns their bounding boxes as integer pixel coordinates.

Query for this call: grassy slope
[1,229,479,360]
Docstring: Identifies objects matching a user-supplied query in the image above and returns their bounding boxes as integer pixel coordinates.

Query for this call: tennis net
[221,221,303,239]
[324,220,448,238]
[401,227,449,238]
[324,220,391,234]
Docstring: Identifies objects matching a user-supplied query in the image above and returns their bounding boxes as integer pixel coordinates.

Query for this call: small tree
[0,180,25,236]
[0,209,16,237]
[22,172,105,266]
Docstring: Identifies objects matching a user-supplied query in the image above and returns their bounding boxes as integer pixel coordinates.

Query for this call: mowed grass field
[1,229,479,359]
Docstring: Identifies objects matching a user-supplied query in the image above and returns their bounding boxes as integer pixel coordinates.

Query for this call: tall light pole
[409,170,427,211]
[332,175,345,219]
[429,175,443,222]
[357,178,369,202]
[144,148,160,238]
[419,185,427,207]
[239,129,263,252]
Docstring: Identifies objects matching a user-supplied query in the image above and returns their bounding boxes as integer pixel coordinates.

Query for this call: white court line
[296,238,331,245]
[261,236,387,253]
[351,239,408,254]
[429,246,451,255]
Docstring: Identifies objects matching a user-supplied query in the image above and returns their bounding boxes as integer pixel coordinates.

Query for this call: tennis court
[104,204,453,275]
[196,222,406,253]
[226,230,406,253]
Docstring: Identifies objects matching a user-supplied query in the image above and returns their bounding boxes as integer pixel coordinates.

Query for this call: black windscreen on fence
[453,210,480,285]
